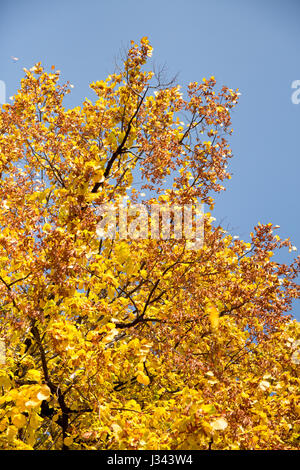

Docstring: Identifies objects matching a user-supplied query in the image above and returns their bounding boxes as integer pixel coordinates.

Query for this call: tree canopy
[0,38,299,450]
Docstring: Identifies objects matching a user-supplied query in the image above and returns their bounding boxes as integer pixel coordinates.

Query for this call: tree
[0,37,299,450]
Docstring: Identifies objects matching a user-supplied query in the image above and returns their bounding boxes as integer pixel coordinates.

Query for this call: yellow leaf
[25,399,41,408]
[42,223,52,233]
[6,425,18,440]
[63,436,73,446]
[201,404,216,415]
[206,303,219,330]
[107,285,115,299]
[0,371,11,388]
[210,417,228,431]
[258,380,270,392]
[136,372,150,386]
[37,385,51,401]
[111,423,122,435]
[27,369,41,382]
[12,414,26,429]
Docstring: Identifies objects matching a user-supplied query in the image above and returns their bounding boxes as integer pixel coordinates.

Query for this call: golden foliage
[0,38,299,450]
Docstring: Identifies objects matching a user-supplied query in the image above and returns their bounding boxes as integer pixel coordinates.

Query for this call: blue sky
[0,0,299,318]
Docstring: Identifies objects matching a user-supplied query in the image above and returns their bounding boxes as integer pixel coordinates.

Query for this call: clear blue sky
[0,0,299,318]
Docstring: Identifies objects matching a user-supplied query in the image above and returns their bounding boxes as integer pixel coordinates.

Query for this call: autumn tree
[0,38,299,450]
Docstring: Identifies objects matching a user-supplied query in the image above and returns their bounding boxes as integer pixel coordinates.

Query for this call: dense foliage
[0,38,299,450]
